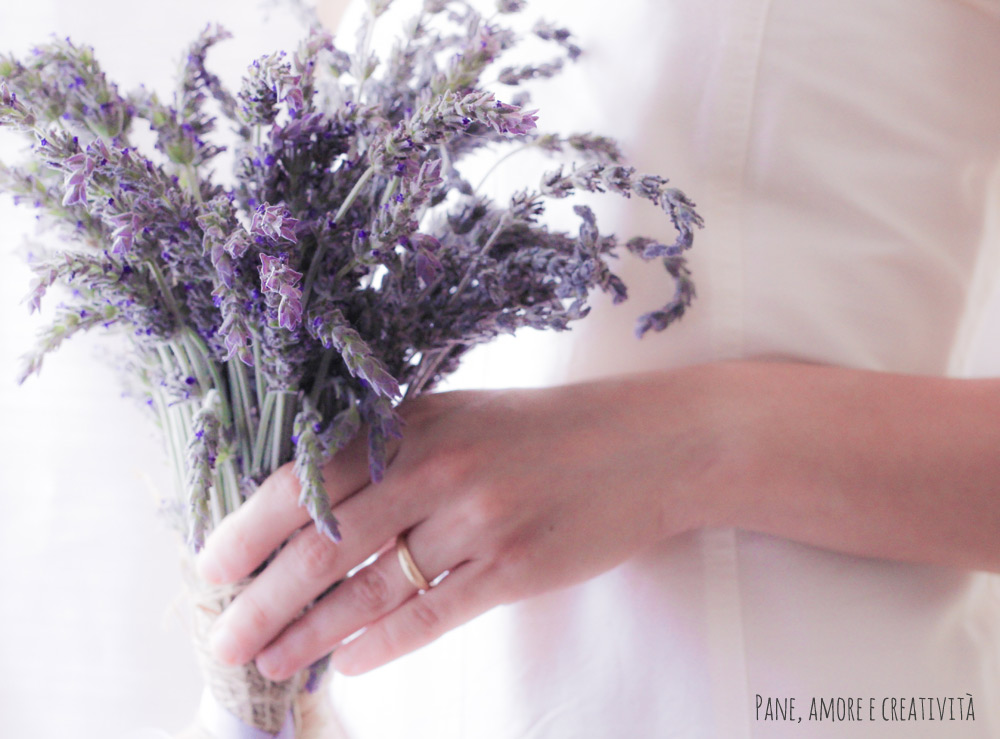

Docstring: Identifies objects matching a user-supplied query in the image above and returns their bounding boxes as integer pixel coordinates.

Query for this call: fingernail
[330,650,356,676]
[210,626,242,666]
[256,651,286,681]
[197,554,225,585]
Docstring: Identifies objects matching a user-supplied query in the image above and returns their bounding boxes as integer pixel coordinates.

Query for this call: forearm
[704,361,1000,572]
[316,0,352,32]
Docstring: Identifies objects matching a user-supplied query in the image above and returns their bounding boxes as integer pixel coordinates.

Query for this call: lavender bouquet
[0,0,700,735]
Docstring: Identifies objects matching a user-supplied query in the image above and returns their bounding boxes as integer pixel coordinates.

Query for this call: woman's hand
[195,366,730,680]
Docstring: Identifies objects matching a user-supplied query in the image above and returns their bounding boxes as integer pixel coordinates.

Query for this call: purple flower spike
[250,202,299,243]
[108,211,142,255]
[61,153,95,207]
[259,253,304,330]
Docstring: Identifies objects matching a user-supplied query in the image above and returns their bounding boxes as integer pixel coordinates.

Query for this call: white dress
[329,0,1000,737]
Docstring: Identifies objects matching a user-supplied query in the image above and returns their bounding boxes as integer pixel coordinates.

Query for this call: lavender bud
[186,390,222,551]
[259,253,304,330]
[250,203,299,243]
[294,399,341,542]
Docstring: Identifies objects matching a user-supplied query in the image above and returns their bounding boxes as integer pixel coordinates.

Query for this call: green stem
[182,163,204,205]
[178,340,209,390]
[270,391,298,473]
[165,340,193,381]
[309,348,336,408]
[181,329,233,429]
[154,346,198,511]
[252,336,266,413]
[208,471,225,528]
[405,341,456,400]
[473,143,530,194]
[447,213,509,308]
[333,259,358,283]
[151,377,187,503]
[147,261,185,329]
[219,455,243,516]
[165,343,202,457]
[251,391,277,478]
[355,14,377,103]
[379,176,400,208]
[272,391,287,473]
[228,361,255,468]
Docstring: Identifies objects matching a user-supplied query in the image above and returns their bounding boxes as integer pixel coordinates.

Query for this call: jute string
[175,556,347,739]
[184,557,300,734]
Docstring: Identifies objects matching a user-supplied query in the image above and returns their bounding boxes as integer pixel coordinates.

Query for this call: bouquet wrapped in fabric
[0,0,700,735]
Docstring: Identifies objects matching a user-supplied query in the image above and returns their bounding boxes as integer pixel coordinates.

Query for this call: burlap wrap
[190,579,299,733]
[177,557,345,738]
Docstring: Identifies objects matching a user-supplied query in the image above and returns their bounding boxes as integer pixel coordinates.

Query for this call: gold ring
[396,531,431,592]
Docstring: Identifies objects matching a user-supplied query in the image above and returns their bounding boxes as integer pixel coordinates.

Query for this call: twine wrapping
[187,566,302,735]
[197,689,294,738]
[175,555,347,739]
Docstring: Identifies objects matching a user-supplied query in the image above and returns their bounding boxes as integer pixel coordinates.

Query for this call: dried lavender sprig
[366,159,442,258]
[360,392,402,482]
[186,390,222,551]
[531,19,582,61]
[259,253,305,331]
[317,402,362,460]
[18,302,119,382]
[632,254,696,337]
[542,163,703,249]
[0,37,132,141]
[293,399,341,542]
[307,306,401,400]
[180,24,247,137]
[127,27,232,172]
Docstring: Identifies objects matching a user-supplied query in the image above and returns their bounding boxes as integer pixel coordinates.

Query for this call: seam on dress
[701,0,774,735]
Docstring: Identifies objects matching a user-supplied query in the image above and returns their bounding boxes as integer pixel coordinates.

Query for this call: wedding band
[396,531,432,592]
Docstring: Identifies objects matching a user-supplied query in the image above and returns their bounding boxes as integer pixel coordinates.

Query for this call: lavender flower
[2,3,702,732]
[259,253,304,330]
[3,0,701,565]
[61,151,95,206]
[293,399,341,542]
[250,203,299,243]
[186,390,222,551]
[308,306,401,400]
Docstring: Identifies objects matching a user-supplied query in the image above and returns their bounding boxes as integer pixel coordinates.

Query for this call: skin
[196,360,1000,681]
[315,0,351,32]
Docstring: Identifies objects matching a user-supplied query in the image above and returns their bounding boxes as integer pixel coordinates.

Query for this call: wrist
[623,361,751,539]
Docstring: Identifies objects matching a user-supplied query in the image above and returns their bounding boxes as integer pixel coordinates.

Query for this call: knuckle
[398,392,449,426]
[213,523,254,581]
[266,463,302,508]
[293,532,339,580]
[478,560,516,604]
[237,593,272,637]
[353,567,390,613]
[407,599,442,638]
[412,443,477,490]
[289,610,334,658]
[458,487,507,532]
[491,545,534,602]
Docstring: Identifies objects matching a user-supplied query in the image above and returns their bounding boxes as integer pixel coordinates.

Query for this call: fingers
[253,516,458,680]
[207,482,414,667]
[196,464,309,585]
[197,428,372,585]
[330,559,492,676]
